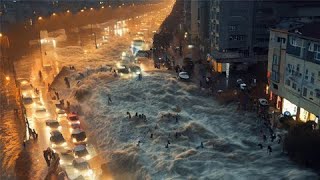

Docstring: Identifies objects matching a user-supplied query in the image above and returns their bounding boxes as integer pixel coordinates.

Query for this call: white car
[178,72,190,81]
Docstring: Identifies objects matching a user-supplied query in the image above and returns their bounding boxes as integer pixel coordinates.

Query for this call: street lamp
[52,12,56,16]
[90,8,93,11]
[67,10,70,13]
[38,16,43,20]
[81,9,84,12]
[101,6,104,9]
[0,33,2,37]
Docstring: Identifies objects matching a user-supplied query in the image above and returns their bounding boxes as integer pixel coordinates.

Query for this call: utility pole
[39,31,44,68]
[93,32,98,49]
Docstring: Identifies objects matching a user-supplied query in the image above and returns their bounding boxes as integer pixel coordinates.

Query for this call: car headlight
[85,154,91,160]
[62,142,67,146]
[119,73,123,76]
[86,169,93,176]
[58,126,62,131]
[72,138,77,143]
[136,71,141,75]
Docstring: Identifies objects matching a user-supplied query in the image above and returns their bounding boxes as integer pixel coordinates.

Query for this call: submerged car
[73,145,89,159]
[71,129,87,143]
[50,130,67,147]
[129,65,142,75]
[59,148,74,165]
[116,65,131,78]
[34,106,49,119]
[45,119,61,130]
[178,72,190,81]
[72,158,93,177]
[67,113,80,124]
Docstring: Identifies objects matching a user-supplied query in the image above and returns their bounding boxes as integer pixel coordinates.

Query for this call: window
[229,35,246,41]
[305,69,309,80]
[285,79,291,86]
[272,55,278,64]
[303,87,308,97]
[296,64,300,72]
[310,91,314,96]
[272,83,278,90]
[292,83,297,90]
[311,73,315,84]
[314,44,320,61]
[290,37,302,47]
[277,37,286,44]
[316,91,320,98]
[228,25,237,32]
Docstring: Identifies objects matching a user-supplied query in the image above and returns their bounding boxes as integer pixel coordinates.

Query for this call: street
[4,0,320,179]
[11,2,174,180]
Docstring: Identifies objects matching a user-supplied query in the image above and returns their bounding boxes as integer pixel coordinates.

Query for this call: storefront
[299,107,318,123]
[282,98,297,119]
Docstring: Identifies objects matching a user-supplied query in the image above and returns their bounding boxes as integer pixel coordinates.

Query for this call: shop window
[303,87,308,97]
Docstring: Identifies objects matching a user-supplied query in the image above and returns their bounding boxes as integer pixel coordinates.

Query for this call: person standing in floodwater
[267,145,272,155]
[108,95,112,104]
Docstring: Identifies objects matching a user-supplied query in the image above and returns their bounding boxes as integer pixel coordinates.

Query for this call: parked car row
[46,105,92,179]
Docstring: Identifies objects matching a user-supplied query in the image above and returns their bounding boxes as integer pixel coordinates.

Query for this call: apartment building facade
[268,23,320,123]
[206,0,320,73]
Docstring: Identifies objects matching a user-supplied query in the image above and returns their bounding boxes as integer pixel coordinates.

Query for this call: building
[267,22,320,123]
[0,0,160,33]
[207,0,320,73]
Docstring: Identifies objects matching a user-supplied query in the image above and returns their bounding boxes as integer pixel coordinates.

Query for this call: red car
[67,112,80,124]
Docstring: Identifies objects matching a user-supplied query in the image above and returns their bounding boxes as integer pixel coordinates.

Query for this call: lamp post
[92,32,98,49]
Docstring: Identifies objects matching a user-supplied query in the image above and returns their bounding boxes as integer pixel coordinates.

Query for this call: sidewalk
[0,71,26,179]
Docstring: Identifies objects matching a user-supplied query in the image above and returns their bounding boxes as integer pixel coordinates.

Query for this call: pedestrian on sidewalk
[39,70,42,80]
[55,91,60,100]
[43,150,50,167]
[25,118,29,127]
